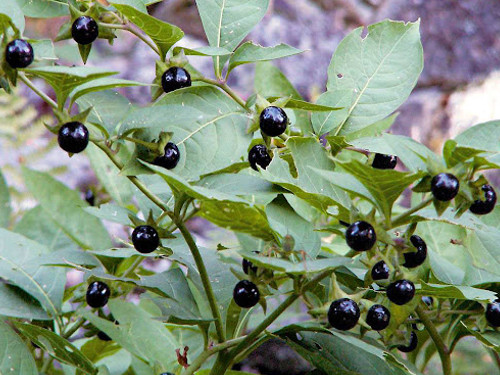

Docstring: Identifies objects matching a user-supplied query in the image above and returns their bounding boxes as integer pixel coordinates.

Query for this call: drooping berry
[431,173,460,201]
[97,331,112,341]
[469,184,497,215]
[233,280,260,308]
[58,122,89,153]
[161,67,191,93]
[132,225,160,254]
[387,280,415,305]
[248,144,272,171]
[5,39,34,69]
[372,153,398,170]
[366,304,391,331]
[403,235,427,268]
[86,281,110,308]
[397,331,418,353]
[345,221,376,252]
[371,260,390,281]
[422,296,434,307]
[72,16,99,45]
[153,142,180,170]
[486,300,500,327]
[259,106,288,137]
[327,298,360,331]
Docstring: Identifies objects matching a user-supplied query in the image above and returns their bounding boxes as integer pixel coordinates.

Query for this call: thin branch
[18,73,58,110]
[99,22,161,57]
[390,197,433,228]
[196,76,249,111]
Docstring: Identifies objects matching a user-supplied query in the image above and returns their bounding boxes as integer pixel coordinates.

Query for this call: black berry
[72,16,99,45]
[132,225,160,254]
[86,281,110,308]
[366,304,391,331]
[233,280,260,308]
[153,142,180,170]
[372,153,397,170]
[387,280,415,305]
[161,67,191,93]
[259,106,287,137]
[97,331,112,341]
[84,189,95,206]
[469,184,497,215]
[431,173,459,201]
[58,122,89,153]
[403,235,427,268]
[422,296,434,307]
[397,331,418,353]
[345,221,376,252]
[486,300,500,327]
[5,39,34,68]
[371,260,390,281]
[242,259,258,275]
[160,373,174,375]
[248,144,271,171]
[327,298,360,331]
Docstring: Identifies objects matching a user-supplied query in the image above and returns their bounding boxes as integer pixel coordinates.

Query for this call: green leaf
[0,284,49,320]
[267,97,342,112]
[312,90,353,136]
[84,204,136,226]
[442,139,485,168]
[0,0,25,33]
[0,169,11,228]
[419,281,496,302]
[31,39,58,61]
[454,120,500,153]
[70,77,149,105]
[173,46,232,57]
[327,20,423,135]
[0,321,37,375]
[15,0,68,18]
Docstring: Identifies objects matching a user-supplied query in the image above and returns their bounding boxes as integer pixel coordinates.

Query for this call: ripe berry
[132,225,160,254]
[345,221,376,252]
[97,331,112,341]
[431,173,459,201]
[72,16,99,45]
[366,304,391,331]
[242,259,258,275]
[161,67,191,93]
[469,184,497,215]
[327,298,360,331]
[403,235,427,268]
[5,39,34,68]
[259,106,287,137]
[372,153,397,170]
[153,142,180,170]
[84,189,95,206]
[486,300,500,327]
[58,122,89,153]
[233,280,260,308]
[422,296,434,306]
[248,144,272,171]
[371,260,390,281]
[160,373,174,375]
[387,280,415,305]
[397,331,418,353]
[86,281,110,308]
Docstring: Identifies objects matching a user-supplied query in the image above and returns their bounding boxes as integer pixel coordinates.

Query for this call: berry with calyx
[469,184,497,215]
[132,225,160,254]
[403,235,427,268]
[153,142,180,170]
[233,280,260,308]
[386,280,415,305]
[397,332,418,353]
[345,221,376,252]
[58,122,89,153]
[259,106,287,137]
[327,298,360,331]
[5,39,34,68]
[97,331,112,341]
[366,304,391,331]
[248,144,272,171]
[86,281,110,308]
[431,173,459,201]
[422,296,434,306]
[72,16,99,45]
[486,300,500,327]
[371,260,390,280]
[372,153,397,170]
[161,67,191,93]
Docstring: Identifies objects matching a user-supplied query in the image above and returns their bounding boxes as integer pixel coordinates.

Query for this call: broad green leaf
[454,120,500,153]
[442,139,485,168]
[70,77,149,105]
[84,204,136,225]
[110,0,149,12]
[465,227,500,277]
[0,321,37,375]
[419,282,496,302]
[15,0,67,18]
[312,90,352,136]
[0,0,25,32]
[0,169,10,228]
[327,20,423,135]
[0,283,49,320]
[465,324,500,352]
[343,113,398,141]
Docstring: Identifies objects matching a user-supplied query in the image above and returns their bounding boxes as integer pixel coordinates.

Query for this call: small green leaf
[267,97,342,112]
[454,120,500,153]
[173,46,232,57]
[0,0,25,33]
[0,321,37,375]
[442,139,485,168]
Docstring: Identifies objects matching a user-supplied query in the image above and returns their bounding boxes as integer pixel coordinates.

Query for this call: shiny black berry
[366,304,391,331]
[345,221,376,252]
[72,16,99,45]
[86,281,110,308]
[486,300,500,327]
[58,122,89,153]
[371,260,390,281]
[5,39,34,68]
[259,106,287,137]
[161,67,191,93]
[248,144,271,171]
[242,259,258,275]
[387,280,415,305]
[372,153,398,170]
[153,142,180,170]
[97,331,112,341]
[403,235,427,268]
[470,184,497,215]
[422,296,434,307]
[132,225,160,254]
[327,298,360,331]
[233,280,260,308]
[397,331,418,353]
[431,173,459,201]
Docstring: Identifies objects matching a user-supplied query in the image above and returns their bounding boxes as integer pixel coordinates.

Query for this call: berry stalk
[18,73,58,110]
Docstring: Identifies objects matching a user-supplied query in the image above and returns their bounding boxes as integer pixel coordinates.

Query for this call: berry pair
[327,298,390,331]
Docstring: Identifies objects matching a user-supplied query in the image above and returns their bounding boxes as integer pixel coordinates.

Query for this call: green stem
[196,77,248,111]
[123,136,160,152]
[122,255,144,278]
[18,73,58,110]
[62,317,86,339]
[99,23,161,57]
[390,197,433,228]
[40,356,53,374]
